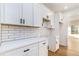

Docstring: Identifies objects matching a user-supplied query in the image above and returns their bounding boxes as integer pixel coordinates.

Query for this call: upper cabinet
[0,3,54,28]
[58,12,64,24]
[0,3,34,25]
[41,4,54,28]
[41,5,48,19]
[33,3,42,27]
[22,3,33,25]
[33,4,54,28]
[48,12,55,28]
[0,4,1,21]
[2,3,22,24]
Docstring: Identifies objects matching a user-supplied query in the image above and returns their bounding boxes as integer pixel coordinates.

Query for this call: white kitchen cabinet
[48,12,60,52]
[48,29,59,52]
[0,3,54,27]
[0,4,2,21]
[2,3,22,24]
[33,4,42,27]
[0,3,33,26]
[33,3,51,27]
[39,40,48,56]
[0,43,38,56]
[0,4,6,22]
[49,13,55,28]
[26,46,38,56]
[58,12,64,23]
[40,4,55,28]
[22,3,33,25]
[41,4,51,19]
[56,36,59,51]
[0,4,2,45]
[41,5,48,19]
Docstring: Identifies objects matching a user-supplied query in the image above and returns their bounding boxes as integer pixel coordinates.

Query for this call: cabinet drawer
[0,43,38,56]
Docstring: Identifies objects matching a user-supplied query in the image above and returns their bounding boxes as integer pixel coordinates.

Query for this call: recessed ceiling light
[64,6,68,10]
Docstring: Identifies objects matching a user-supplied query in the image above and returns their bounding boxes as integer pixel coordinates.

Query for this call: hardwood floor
[48,36,79,56]
[48,45,68,56]
[48,45,79,56]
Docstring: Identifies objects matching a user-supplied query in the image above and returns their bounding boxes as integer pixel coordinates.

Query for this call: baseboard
[59,44,67,47]
[48,49,59,53]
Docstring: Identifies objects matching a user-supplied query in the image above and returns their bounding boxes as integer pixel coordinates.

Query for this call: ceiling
[69,14,79,25]
[70,20,79,25]
[44,3,79,12]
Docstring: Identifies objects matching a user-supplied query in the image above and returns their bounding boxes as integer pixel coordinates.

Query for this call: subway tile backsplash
[1,25,39,42]
[0,24,50,42]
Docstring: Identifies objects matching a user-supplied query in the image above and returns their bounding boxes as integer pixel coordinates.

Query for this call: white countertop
[0,37,47,54]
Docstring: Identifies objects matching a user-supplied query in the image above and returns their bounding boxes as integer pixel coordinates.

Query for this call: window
[71,25,79,34]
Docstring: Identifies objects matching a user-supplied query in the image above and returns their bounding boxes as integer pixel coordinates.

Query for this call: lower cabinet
[48,35,59,52]
[0,43,38,56]
[38,40,48,56]
[0,40,48,56]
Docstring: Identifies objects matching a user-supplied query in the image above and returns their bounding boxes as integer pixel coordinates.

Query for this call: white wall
[59,8,79,46]
[59,14,69,46]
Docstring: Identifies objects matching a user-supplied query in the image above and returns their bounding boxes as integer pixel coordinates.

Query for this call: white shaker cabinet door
[3,3,22,24]
[41,4,48,19]
[26,46,38,56]
[49,13,55,27]
[39,46,47,56]
[39,41,48,56]
[33,4,42,27]
[56,36,59,51]
[0,43,38,56]
[22,3,33,25]
[0,4,1,21]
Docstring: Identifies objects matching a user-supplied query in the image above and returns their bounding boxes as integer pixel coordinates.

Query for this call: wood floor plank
[48,45,67,56]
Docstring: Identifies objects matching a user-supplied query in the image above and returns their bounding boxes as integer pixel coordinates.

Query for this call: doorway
[67,19,79,55]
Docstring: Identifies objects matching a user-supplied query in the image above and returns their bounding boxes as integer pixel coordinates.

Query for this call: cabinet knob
[24,49,30,52]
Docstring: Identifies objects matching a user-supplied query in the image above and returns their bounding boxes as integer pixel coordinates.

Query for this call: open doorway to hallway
[67,19,79,55]
[48,18,79,56]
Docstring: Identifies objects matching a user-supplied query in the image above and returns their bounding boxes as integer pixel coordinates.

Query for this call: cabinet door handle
[56,41,57,44]
[20,18,23,24]
[47,46,49,49]
[23,19,25,24]
[24,49,30,52]
[43,43,46,45]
